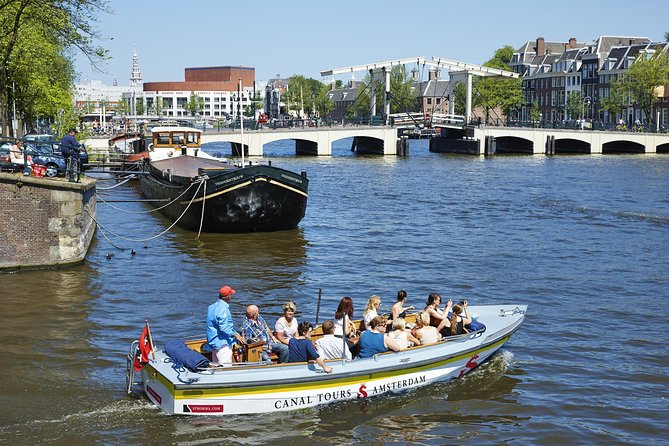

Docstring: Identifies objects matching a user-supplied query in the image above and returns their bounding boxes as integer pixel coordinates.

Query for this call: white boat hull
[139,305,526,416]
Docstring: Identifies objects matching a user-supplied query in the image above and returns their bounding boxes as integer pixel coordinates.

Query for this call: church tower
[129,50,143,87]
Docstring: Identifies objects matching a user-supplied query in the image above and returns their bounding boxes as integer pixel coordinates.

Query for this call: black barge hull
[139,156,308,232]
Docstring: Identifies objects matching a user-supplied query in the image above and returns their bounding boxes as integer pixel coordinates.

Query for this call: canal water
[1,140,668,445]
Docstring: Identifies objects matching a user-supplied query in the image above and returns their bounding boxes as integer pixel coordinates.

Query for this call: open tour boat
[126,304,526,415]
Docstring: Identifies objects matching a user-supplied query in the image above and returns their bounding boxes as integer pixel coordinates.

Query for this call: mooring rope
[86,178,205,243]
[196,177,208,239]
[95,174,137,191]
[95,179,200,214]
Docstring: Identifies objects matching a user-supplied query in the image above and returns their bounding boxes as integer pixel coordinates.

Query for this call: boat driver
[206,285,244,365]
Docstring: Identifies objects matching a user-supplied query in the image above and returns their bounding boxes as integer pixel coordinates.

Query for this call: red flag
[133,326,152,371]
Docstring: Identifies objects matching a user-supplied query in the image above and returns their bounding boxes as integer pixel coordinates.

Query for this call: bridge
[471,127,669,155]
[200,126,399,156]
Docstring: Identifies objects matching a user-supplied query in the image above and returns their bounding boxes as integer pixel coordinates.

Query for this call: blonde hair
[282,301,296,312]
[418,311,430,326]
[392,317,405,331]
[363,295,381,316]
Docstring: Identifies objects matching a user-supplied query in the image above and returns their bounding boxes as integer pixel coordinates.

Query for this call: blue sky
[75,0,669,85]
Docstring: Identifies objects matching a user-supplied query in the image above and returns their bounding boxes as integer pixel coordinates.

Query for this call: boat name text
[274,389,352,409]
[280,173,303,184]
[214,175,244,187]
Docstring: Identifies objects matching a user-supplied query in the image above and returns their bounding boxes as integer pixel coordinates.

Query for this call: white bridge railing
[390,112,465,126]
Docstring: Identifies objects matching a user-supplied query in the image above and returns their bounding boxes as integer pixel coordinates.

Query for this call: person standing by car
[60,128,80,182]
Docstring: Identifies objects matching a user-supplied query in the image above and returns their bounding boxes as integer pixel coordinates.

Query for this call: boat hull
[139,305,526,415]
[139,156,308,232]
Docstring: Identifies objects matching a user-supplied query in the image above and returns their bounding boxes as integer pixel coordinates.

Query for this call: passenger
[390,290,414,320]
[414,311,441,345]
[334,296,357,338]
[387,317,420,350]
[240,304,289,363]
[288,321,333,373]
[315,320,352,360]
[424,293,451,328]
[206,285,244,366]
[362,295,382,329]
[357,316,401,358]
[440,301,473,337]
[274,301,298,352]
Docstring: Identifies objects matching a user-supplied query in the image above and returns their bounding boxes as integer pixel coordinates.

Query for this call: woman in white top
[414,311,441,345]
[362,295,381,329]
[387,317,420,350]
[274,301,298,346]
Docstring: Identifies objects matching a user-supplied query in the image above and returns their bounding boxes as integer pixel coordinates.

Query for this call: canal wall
[0,173,96,271]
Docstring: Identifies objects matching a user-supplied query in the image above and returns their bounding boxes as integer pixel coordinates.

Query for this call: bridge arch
[602,140,645,154]
[555,138,591,154]
[656,142,669,153]
[494,136,534,154]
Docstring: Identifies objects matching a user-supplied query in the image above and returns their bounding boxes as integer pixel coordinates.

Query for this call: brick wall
[0,173,96,271]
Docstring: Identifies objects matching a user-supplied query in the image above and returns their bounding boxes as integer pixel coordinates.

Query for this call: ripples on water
[1,141,668,444]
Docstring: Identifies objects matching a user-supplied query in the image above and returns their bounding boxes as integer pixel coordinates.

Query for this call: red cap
[219,286,236,297]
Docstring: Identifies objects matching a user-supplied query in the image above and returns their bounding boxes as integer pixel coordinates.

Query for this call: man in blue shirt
[288,321,333,373]
[60,128,80,182]
[206,285,243,365]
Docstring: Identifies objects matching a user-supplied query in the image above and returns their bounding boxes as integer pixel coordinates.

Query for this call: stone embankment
[0,172,96,271]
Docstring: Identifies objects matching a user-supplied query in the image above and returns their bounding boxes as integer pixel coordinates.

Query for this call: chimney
[428,68,440,80]
[411,67,419,81]
[536,37,545,56]
[546,47,552,55]
[569,37,577,49]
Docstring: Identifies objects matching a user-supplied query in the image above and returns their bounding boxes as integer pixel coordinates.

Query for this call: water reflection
[0,267,99,426]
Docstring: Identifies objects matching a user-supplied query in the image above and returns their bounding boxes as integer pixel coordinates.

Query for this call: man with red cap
[206,285,243,365]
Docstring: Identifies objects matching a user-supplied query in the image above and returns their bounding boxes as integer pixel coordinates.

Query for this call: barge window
[156,133,170,144]
[186,132,199,144]
[172,133,185,145]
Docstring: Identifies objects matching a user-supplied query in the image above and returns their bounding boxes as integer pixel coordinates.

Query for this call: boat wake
[23,397,152,426]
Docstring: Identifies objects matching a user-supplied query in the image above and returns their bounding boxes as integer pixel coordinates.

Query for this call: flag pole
[145,319,156,360]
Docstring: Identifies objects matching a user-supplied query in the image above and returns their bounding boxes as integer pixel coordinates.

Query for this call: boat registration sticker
[183,404,224,413]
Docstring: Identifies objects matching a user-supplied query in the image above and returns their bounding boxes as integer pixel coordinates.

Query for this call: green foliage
[0,0,110,136]
[529,102,541,122]
[315,83,334,118]
[566,91,584,119]
[358,65,415,117]
[185,91,204,117]
[474,46,522,122]
[135,98,145,115]
[599,77,625,118]
[616,51,669,122]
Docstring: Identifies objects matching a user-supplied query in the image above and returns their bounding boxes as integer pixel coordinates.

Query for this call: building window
[427,98,432,105]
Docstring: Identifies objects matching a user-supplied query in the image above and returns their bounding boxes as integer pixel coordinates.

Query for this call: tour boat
[127,304,527,415]
[137,125,308,232]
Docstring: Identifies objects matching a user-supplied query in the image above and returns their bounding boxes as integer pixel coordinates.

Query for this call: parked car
[23,133,89,168]
[0,138,23,172]
[23,143,66,177]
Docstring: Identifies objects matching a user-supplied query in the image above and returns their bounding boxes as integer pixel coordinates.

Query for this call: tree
[473,46,522,124]
[617,51,669,124]
[0,0,110,136]
[599,77,625,121]
[315,83,334,118]
[135,98,145,116]
[566,90,584,120]
[359,65,415,117]
[664,31,669,42]
[185,91,204,117]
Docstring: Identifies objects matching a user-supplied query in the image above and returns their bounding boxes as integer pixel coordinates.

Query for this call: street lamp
[581,96,591,120]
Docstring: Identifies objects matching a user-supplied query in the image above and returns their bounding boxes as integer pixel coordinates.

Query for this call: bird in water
[131,249,136,257]
[106,253,114,260]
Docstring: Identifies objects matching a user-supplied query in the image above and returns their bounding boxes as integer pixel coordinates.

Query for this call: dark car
[24,143,67,177]
[23,133,89,168]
